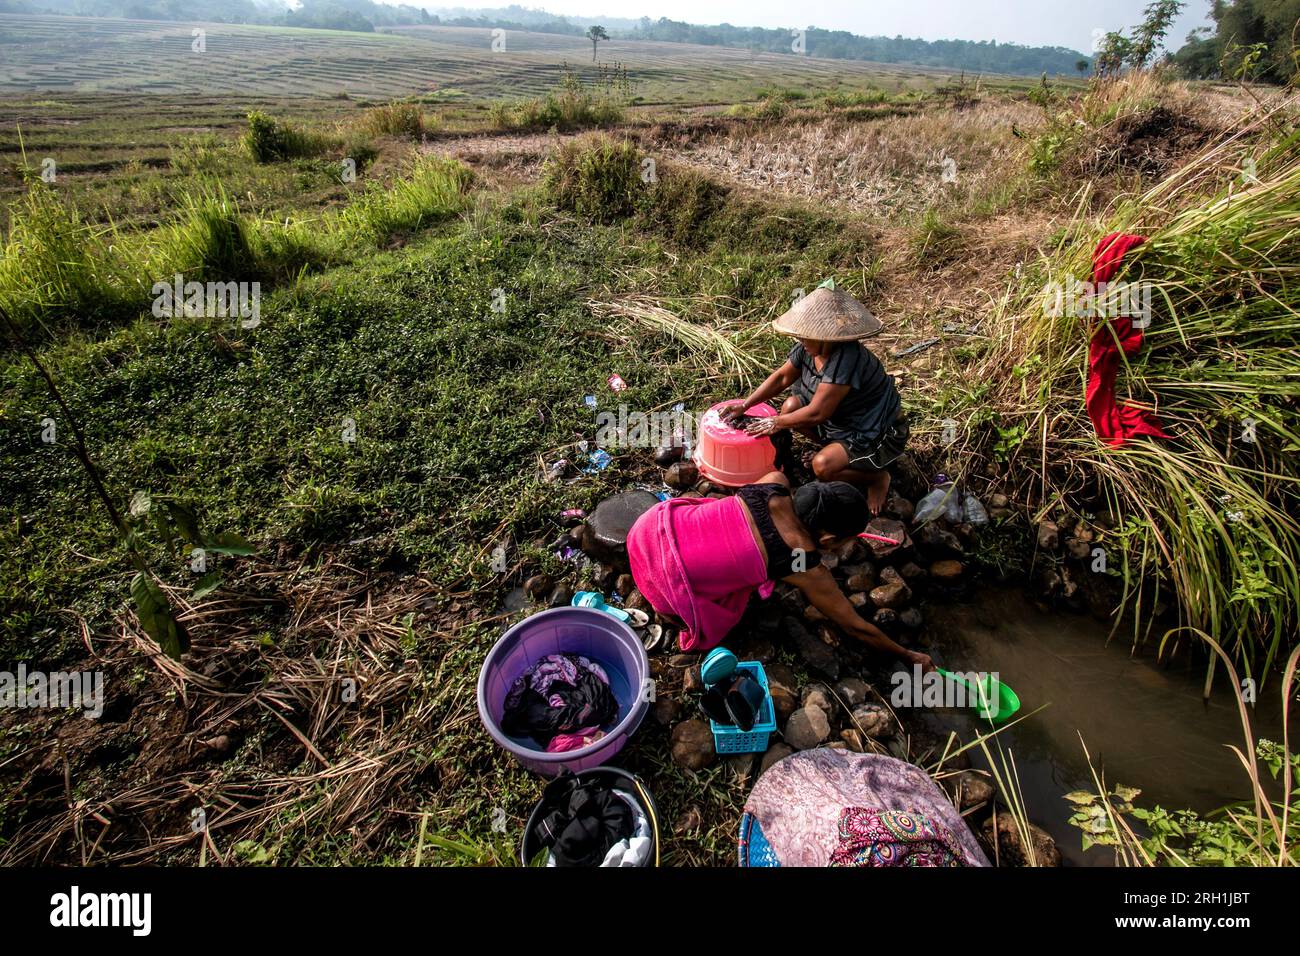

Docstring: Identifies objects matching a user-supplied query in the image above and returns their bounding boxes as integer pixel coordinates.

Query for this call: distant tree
[1128,0,1186,68]
[1076,57,1091,74]
[586,24,608,61]
[1094,31,1134,76]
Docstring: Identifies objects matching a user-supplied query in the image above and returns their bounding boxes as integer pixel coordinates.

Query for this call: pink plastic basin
[693,401,778,487]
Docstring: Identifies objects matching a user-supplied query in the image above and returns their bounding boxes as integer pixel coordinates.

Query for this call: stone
[913,522,964,559]
[1037,519,1060,552]
[784,706,831,749]
[929,559,964,582]
[669,653,698,668]
[764,662,799,690]
[696,481,713,494]
[841,561,875,580]
[760,742,795,775]
[769,682,799,725]
[981,815,1062,867]
[870,580,912,610]
[851,704,892,738]
[878,565,903,586]
[899,561,926,581]
[822,741,848,750]
[670,720,717,771]
[873,608,899,629]
[849,592,869,608]
[803,605,828,623]
[1065,537,1092,559]
[989,493,1009,509]
[548,583,573,608]
[846,572,875,593]
[524,573,553,600]
[801,683,834,716]
[957,771,994,809]
[834,538,866,565]
[834,677,871,708]
[583,491,661,562]
[623,588,651,613]
[664,461,698,489]
[615,573,636,598]
[839,728,866,752]
[683,664,704,694]
[898,607,924,629]
[820,552,839,570]
[817,625,841,649]
[654,445,685,467]
[883,492,915,523]
[786,618,841,680]
[652,696,681,726]
[862,517,909,558]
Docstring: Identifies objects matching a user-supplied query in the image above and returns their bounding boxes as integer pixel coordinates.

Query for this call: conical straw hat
[772,286,882,341]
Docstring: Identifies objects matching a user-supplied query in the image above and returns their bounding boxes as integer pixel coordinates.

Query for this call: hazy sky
[433,1,1215,53]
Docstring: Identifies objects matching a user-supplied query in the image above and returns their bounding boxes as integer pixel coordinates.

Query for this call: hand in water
[745,417,781,437]
[717,400,746,425]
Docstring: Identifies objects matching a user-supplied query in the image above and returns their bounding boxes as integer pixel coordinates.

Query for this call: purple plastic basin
[477,606,650,776]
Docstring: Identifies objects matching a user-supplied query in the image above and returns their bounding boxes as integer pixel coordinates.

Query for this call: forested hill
[0,0,1092,75]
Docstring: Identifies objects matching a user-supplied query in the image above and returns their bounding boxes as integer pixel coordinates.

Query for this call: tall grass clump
[242,110,335,163]
[543,135,642,223]
[162,184,258,281]
[973,104,1300,680]
[355,102,427,139]
[492,66,625,131]
[0,186,142,334]
[339,156,474,242]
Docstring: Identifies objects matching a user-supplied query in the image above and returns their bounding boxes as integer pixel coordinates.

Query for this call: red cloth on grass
[1084,232,1170,446]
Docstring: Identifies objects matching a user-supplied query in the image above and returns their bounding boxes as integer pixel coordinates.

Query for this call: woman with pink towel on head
[626,471,933,667]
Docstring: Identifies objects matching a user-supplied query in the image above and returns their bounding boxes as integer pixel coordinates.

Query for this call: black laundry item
[735,482,821,579]
[501,668,618,748]
[530,774,634,867]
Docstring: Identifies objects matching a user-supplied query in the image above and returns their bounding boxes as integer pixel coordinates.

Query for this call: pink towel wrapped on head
[626,496,774,652]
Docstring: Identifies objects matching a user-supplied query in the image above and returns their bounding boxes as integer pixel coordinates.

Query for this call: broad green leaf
[192,572,223,600]
[130,572,188,659]
[1063,790,1097,805]
[203,531,255,556]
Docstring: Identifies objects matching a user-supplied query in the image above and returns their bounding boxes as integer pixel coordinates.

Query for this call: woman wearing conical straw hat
[722,280,908,514]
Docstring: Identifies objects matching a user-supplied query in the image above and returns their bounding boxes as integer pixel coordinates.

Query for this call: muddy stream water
[919,589,1293,866]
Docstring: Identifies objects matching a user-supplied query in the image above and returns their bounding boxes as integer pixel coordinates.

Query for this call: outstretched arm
[787,564,932,669]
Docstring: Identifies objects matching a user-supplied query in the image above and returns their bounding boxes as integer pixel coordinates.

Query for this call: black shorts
[820,417,909,471]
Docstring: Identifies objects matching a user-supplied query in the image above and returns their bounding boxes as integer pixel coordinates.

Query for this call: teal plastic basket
[709,661,776,754]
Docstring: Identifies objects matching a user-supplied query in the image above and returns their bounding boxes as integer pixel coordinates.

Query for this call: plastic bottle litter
[915,476,961,523]
[607,374,628,392]
[962,494,990,525]
[583,395,597,410]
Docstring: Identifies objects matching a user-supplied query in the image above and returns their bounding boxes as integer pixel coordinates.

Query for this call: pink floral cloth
[743,749,989,867]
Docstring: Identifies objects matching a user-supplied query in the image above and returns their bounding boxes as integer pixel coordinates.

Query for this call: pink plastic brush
[858,531,902,545]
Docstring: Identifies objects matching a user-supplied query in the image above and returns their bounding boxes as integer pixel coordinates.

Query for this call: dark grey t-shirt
[788,341,900,442]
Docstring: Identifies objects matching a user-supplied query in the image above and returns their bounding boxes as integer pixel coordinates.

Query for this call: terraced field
[0,14,998,102]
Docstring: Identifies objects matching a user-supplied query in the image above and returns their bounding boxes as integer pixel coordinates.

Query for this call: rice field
[0,14,993,103]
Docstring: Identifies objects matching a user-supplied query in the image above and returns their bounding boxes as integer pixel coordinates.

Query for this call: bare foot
[865,470,891,515]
